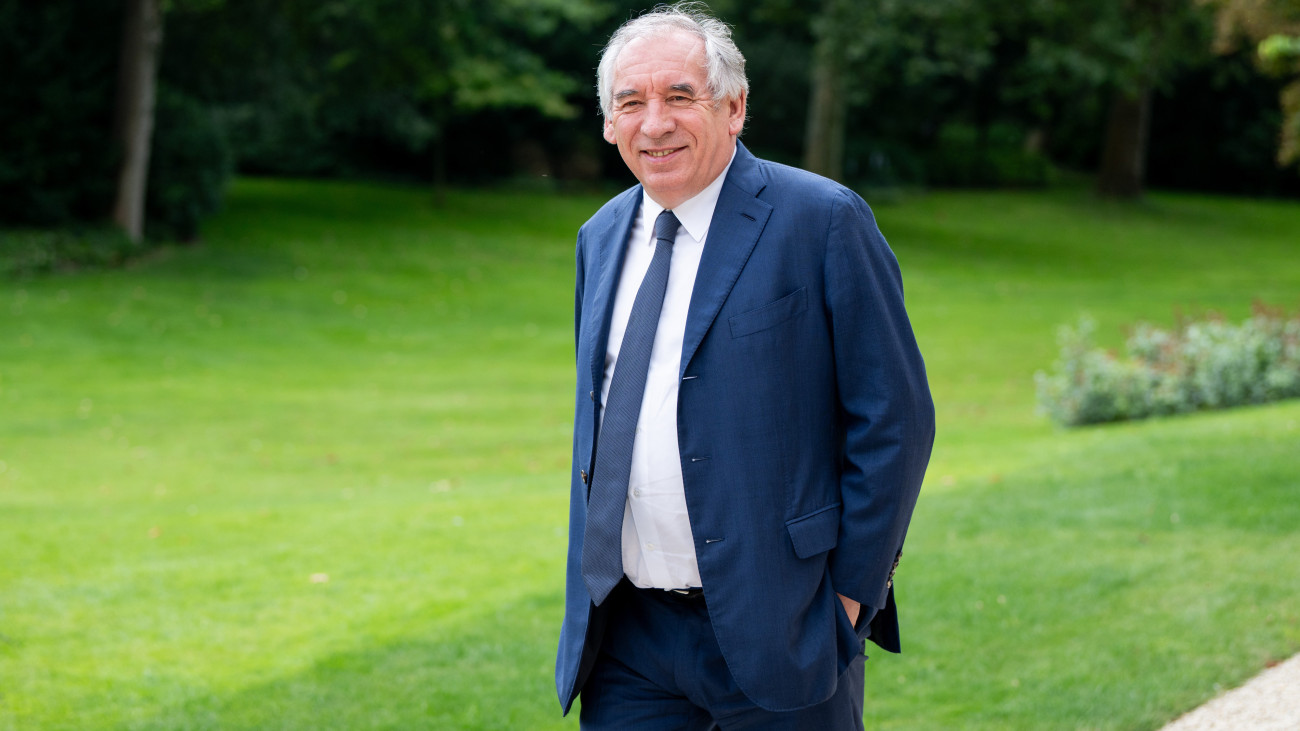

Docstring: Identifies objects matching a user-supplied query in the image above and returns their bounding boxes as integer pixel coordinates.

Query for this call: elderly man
[556,4,935,729]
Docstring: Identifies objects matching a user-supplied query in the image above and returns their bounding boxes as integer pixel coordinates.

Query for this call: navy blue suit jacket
[556,143,935,713]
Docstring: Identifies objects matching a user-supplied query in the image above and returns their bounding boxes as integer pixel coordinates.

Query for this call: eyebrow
[613,83,701,102]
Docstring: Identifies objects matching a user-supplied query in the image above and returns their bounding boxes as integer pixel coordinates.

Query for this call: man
[556,4,934,728]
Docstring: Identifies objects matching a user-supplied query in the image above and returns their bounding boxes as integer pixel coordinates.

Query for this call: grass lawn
[2,178,1298,730]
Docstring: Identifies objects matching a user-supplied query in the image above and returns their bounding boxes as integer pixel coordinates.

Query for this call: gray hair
[596,2,749,118]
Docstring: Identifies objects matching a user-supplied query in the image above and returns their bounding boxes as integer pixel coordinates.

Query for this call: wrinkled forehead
[610,31,708,91]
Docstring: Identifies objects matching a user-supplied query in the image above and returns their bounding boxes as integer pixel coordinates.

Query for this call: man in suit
[556,4,935,728]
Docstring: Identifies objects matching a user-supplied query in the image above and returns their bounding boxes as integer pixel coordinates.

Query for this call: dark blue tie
[582,209,681,605]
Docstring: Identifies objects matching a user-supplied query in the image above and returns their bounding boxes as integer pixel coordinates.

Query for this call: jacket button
[589,390,596,402]
[580,470,588,484]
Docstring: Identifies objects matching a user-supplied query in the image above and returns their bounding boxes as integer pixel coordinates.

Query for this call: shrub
[146,87,234,241]
[924,123,1053,188]
[0,227,147,278]
[1036,308,1300,426]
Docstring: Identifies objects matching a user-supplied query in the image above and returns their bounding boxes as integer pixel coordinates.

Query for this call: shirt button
[646,543,655,551]
[633,488,642,498]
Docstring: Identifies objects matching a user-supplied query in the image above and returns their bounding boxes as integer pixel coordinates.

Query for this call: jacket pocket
[785,502,841,559]
[728,287,807,338]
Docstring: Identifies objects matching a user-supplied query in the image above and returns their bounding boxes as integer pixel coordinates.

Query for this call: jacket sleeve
[822,187,935,615]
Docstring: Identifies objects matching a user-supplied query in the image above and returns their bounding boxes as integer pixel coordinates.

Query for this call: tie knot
[653,210,680,247]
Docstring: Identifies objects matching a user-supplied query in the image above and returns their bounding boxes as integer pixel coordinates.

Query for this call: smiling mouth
[644,147,683,158]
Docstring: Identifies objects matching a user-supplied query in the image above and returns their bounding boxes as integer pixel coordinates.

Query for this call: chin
[642,173,688,195]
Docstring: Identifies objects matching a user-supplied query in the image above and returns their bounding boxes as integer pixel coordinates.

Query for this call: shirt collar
[638,144,737,246]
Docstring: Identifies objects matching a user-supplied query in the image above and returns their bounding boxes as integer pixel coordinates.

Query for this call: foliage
[804,0,1011,184]
[1103,0,1216,93]
[0,226,146,277]
[1,0,606,243]
[162,0,605,179]
[923,123,1054,187]
[6,0,1300,251]
[0,0,120,226]
[1205,0,1300,166]
[1261,34,1300,165]
[1037,309,1300,426]
[737,0,1227,192]
[146,87,234,241]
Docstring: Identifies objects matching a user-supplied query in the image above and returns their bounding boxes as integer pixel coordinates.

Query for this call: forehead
[611,31,708,92]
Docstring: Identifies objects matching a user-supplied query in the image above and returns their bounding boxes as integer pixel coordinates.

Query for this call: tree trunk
[111,0,163,242]
[803,47,847,182]
[804,0,849,183]
[1096,86,1152,199]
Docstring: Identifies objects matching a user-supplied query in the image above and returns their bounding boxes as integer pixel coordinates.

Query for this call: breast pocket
[728,287,808,339]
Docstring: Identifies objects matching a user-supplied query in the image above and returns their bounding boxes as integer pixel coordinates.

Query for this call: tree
[110,0,229,242]
[110,0,164,242]
[799,0,999,182]
[803,0,854,181]
[1093,0,1215,198]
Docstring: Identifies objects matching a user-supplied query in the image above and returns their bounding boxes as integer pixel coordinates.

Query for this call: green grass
[2,179,1298,730]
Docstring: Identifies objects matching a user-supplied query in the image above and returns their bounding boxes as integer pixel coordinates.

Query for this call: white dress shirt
[599,149,736,590]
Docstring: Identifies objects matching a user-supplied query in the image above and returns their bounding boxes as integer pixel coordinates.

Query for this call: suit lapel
[588,189,641,390]
[679,144,772,378]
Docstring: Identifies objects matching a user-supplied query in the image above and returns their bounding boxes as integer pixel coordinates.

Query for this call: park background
[2,0,1299,728]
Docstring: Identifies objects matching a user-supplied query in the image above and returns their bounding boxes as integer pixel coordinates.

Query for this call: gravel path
[1160,654,1300,730]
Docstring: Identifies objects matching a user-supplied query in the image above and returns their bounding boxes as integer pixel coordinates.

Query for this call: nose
[639,98,676,139]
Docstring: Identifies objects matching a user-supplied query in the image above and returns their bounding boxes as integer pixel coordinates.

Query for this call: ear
[727,92,746,137]
[603,116,617,144]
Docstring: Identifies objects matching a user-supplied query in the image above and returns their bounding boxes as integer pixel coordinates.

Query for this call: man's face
[603,31,745,210]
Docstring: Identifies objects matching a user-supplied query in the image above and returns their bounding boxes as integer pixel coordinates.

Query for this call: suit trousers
[578,581,866,730]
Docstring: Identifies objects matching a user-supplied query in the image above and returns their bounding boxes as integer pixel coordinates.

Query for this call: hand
[837,593,860,627]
